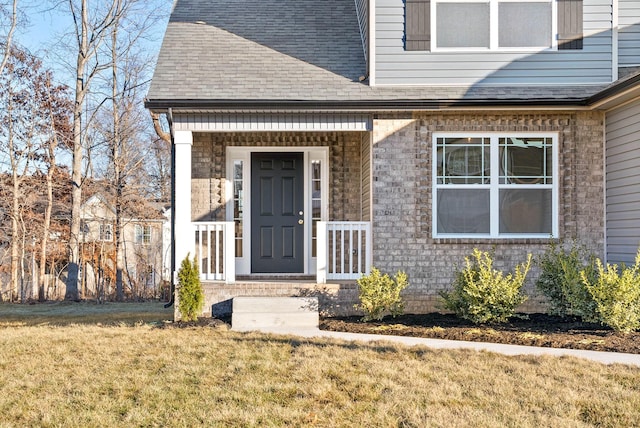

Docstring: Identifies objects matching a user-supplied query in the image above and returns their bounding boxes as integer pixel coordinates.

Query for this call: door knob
[298,219,304,225]
[299,211,304,216]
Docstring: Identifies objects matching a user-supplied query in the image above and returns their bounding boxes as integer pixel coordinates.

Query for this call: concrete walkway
[243,326,640,367]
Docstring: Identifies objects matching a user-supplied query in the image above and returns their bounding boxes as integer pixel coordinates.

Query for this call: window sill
[432,237,556,245]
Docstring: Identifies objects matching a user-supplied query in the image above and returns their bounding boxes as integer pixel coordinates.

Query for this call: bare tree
[0,47,69,301]
[65,0,126,300]
[149,112,171,202]
[39,75,72,301]
[0,0,18,75]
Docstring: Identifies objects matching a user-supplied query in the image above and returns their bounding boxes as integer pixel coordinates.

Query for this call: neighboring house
[146,0,640,317]
[80,194,169,299]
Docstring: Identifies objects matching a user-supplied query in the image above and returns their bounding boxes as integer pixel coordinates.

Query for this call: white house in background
[146,0,640,317]
[79,193,170,299]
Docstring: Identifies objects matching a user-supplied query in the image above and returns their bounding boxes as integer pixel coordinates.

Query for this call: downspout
[164,108,175,308]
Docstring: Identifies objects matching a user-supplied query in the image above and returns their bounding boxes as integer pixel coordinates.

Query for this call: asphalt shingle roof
[147,0,610,107]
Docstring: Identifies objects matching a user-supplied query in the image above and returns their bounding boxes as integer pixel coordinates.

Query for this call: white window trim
[226,147,329,275]
[432,132,559,239]
[431,0,558,52]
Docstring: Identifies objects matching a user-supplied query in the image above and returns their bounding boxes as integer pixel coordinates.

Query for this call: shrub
[177,254,204,322]
[581,250,640,333]
[356,267,408,321]
[440,249,531,324]
[535,240,598,321]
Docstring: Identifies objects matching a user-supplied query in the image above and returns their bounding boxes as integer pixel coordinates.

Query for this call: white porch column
[174,130,193,272]
[316,221,328,284]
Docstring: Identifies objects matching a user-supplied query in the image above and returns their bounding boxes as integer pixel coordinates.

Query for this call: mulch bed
[320,313,640,354]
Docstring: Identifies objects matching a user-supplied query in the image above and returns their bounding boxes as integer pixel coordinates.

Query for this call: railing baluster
[331,228,337,276]
[213,225,221,279]
[348,225,353,274]
[357,227,362,275]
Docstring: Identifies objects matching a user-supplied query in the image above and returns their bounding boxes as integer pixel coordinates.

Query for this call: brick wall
[191,132,366,222]
[371,111,605,313]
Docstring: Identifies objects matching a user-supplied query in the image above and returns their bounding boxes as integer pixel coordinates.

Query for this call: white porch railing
[317,221,371,283]
[193,222,235,283]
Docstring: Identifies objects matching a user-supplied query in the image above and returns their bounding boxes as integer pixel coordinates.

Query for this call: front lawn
[0,302,639,426]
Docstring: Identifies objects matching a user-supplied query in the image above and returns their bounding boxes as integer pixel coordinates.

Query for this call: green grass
[1,302,639,427]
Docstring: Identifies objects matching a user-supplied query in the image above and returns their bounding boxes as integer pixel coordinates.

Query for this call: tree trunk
[65,0,90,301]
[40,143,55,302]
[111,22,125,301]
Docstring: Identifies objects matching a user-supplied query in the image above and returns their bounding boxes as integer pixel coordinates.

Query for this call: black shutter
[405,0,430,51]
[558,0,583,50]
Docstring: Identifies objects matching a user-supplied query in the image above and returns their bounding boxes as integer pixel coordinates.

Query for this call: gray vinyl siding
[375,0,614,85]
[605,99,640,265]
[355,0,369,65]
[619,0,640,67]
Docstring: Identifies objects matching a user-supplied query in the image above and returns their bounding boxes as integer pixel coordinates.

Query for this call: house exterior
[79,194,170,299]
[146,0,640,318]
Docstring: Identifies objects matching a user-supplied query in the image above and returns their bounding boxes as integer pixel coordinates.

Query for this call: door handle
[299,211,304,216]
[298,219,304,225]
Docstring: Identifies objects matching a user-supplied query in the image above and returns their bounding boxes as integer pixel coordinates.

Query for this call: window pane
[499,137,552,184]
[437,3,490,48]
[312,199,321,219]
[499,189,552,234]
[499,2,551,48]
[312,160,321,180]
[437,189,490,234]
[437,137,490,184]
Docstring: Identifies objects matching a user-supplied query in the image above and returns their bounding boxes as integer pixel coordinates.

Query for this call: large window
[433,133,557,238]
[434,0,553,50]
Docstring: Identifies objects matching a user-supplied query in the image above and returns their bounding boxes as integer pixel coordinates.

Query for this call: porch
[192,220,372,285]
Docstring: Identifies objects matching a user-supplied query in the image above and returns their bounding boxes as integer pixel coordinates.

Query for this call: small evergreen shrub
[535,240,598,321]
[177,254,204,322]
[440,249,531,324]
[581,249,640,333]
[356,267,408,321]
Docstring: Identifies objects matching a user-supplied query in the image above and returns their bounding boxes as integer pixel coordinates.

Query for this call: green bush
[581,250,640,333]
[535,240,598,321]
[356,267,408,321]
[177,254,204,322]
[440,249,531,324]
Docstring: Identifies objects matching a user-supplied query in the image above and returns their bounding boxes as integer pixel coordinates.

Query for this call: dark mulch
[320,313,640,354]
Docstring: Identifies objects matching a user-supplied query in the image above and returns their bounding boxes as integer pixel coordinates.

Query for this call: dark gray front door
[251,152,304,273]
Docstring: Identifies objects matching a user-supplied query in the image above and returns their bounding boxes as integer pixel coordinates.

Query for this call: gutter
[586,72,640,109]
[164,108,175,309]
[145,97,590,112]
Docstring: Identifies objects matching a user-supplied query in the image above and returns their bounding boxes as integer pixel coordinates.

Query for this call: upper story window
[433,133,558,238]
[436,0,552,50]
[99,223,113,242]
[405,0,583,52]
[135,224,152,245]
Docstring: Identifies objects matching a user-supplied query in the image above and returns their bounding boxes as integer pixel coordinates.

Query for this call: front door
[251,152,304,273]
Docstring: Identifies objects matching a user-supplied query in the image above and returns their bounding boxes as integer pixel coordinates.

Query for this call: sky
[13,2,171,87]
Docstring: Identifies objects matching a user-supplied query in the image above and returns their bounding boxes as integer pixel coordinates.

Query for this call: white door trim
[226,146,329,275]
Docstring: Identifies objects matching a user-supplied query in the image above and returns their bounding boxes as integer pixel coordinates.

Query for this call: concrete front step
[231,296,319,331]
